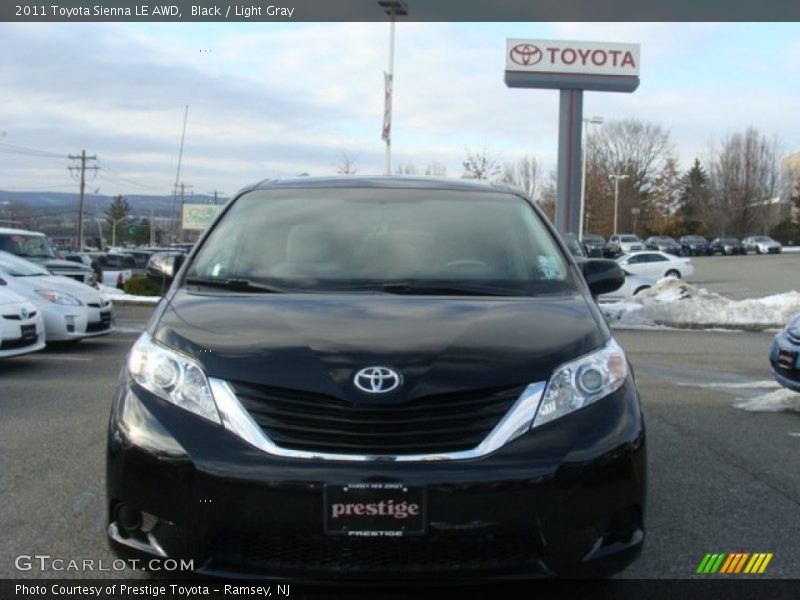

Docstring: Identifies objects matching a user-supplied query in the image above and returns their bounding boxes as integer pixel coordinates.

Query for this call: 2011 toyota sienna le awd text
[106,177,646,580]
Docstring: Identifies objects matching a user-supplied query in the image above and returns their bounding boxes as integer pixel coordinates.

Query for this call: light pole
[609,174,629,235]
[579,116,603,239]
[379,1,407,175]
[109,217,127,247]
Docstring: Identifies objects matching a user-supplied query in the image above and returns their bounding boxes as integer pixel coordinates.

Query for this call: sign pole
[555,90,583,234]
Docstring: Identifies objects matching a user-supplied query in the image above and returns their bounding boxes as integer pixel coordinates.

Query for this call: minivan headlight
[127,333,221,424]
[35,290,82,306]
[533,339,628,428]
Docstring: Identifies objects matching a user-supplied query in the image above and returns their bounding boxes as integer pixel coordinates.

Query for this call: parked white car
[0,286,46,358]
[598,271,657,303]
[87,252,136,289]
[0,251,115,342]
[742,236,782,255]
[608,234,645,254]
[616,251,695,280]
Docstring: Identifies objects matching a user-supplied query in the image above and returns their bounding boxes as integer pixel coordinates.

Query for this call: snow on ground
[782,246,800,254]
[733,388,800,413]
[599,278,800,330]
[100,284,161,305]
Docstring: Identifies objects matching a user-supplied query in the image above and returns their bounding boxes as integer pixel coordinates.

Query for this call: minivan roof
[246,176,523,195]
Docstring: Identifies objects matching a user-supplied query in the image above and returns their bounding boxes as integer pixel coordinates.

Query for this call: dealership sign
[505,39,640,92]
[182,204,223,231]
[504,38,641,236]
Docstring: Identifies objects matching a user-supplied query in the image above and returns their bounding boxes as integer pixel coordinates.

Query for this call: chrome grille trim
[210,378,545,462]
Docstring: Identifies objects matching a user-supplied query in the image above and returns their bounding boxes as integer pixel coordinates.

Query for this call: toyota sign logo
[353,367,402,394]
[20,307,29,320]
[509,43,543,66]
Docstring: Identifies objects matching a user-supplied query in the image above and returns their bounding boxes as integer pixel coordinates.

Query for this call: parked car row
[0,251,115,359]
[581,233,784,258]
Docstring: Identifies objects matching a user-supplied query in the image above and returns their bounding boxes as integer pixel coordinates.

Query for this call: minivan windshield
[186,188,576,296]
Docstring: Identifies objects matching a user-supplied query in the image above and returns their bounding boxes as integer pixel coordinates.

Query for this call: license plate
[778,349,796,370]
[324,483,426,537]
[21,324,37,340]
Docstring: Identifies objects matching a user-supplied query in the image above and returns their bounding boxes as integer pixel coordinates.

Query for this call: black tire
[633,286,650,296]
[665,269,681,279]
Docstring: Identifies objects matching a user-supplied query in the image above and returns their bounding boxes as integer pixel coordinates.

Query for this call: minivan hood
[154,290,607,402]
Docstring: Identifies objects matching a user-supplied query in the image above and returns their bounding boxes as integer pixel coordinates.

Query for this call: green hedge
[123,275,161,297]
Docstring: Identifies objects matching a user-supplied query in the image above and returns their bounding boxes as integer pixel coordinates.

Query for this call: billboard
[182,204,223,231]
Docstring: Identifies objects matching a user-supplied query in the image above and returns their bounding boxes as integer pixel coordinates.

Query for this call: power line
[96,159,171,192]
[0,142,67,159]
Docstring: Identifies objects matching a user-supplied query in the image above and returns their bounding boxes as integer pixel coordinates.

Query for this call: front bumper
[107,375,646,581]
[0,315,45,358]
[770,333,800,392]
[39,302,115,341]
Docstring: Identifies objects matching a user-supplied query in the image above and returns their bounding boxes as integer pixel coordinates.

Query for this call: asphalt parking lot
[1,254,799,584]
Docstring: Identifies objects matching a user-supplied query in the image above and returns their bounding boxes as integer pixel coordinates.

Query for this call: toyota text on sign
[505,40,640,77]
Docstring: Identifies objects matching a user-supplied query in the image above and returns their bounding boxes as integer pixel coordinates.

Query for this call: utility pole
[68,150,98,250]
[208,190,225,205]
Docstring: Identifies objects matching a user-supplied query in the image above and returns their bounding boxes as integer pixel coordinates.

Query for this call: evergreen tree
[104,195,132,245]
[677,158,710,234]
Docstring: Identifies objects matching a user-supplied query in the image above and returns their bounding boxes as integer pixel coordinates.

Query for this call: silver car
[0,251,115,342]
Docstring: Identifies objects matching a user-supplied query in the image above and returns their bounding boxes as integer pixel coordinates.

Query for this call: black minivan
[107,177,646,580]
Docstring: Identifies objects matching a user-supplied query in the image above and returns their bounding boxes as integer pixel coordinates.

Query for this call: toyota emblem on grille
[20,307,29,320]
[354,366,402,394]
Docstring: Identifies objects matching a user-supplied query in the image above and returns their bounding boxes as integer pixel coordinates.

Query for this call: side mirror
[146,252,185,290]
[582,258,624,296]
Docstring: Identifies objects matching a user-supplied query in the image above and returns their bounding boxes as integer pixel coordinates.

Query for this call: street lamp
[579,116,603,239]
[609,173,629,235]
[378,1,408,175]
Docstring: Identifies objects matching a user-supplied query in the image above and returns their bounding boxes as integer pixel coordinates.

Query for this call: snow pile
[100,284,161,305]
[601,278,800,330]
[733,389,800,413]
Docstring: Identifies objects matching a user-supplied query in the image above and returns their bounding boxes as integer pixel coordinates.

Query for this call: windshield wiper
[378,282,519,296]
[184,276,284,293]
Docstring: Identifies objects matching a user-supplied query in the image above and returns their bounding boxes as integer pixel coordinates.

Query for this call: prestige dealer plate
[324,483,426,537]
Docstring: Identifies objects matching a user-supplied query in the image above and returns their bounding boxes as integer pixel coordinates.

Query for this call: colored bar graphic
[699,552,772,575]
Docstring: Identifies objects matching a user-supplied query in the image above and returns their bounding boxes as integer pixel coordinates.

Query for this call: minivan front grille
[230,382,524,456]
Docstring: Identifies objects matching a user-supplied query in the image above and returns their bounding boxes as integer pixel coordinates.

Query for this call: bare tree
[585,118,674,235]
[535,170,558,222]
[335,151,359,175]
[646,158,683,234]
[500,155,539,199]
[424,161,447,178]
[706,128,780,235]
[394,163,419,175]
[462,147,501,180]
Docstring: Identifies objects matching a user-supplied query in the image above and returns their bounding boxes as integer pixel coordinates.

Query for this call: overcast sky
[1,21,798,199]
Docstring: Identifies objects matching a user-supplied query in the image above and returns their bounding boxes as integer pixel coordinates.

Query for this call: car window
[187,188,577,295]
[626,255,645,264]
[648,254,668,262]
[0,233,56,259]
